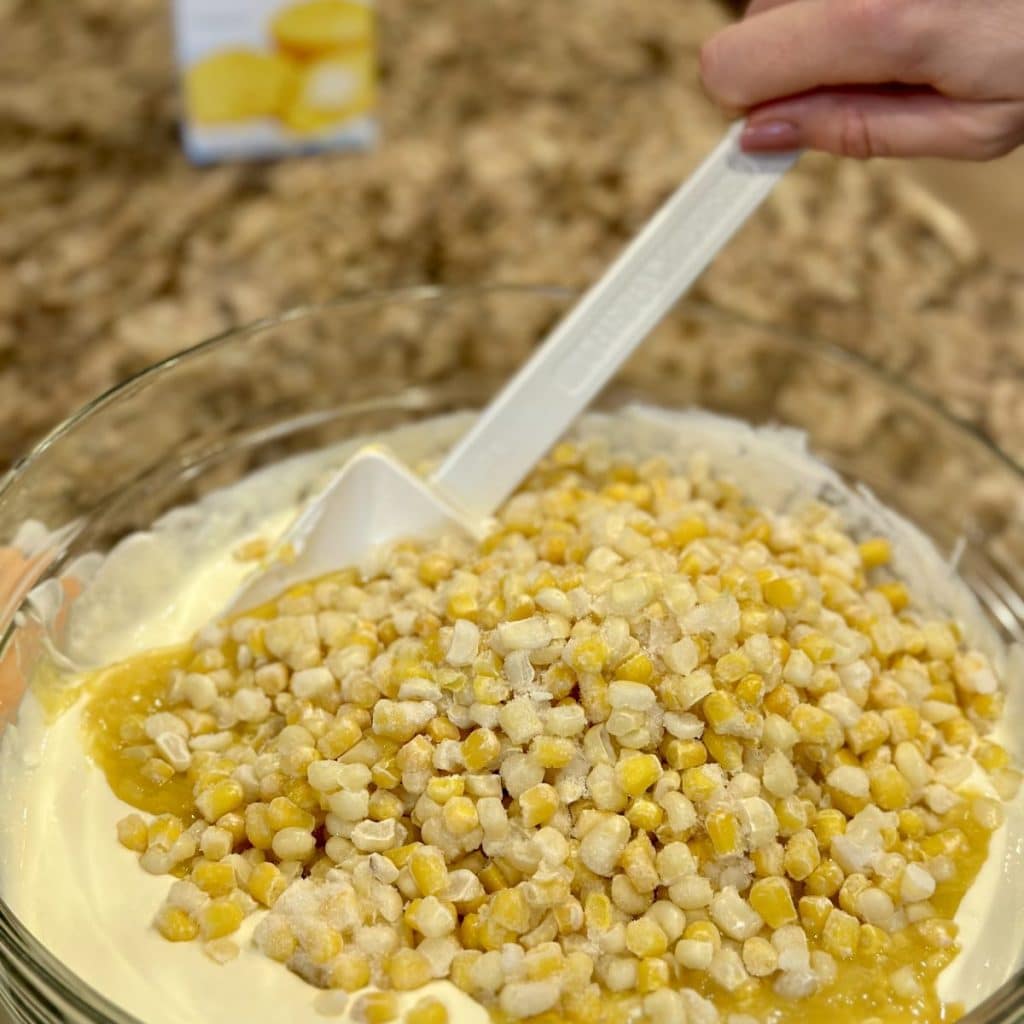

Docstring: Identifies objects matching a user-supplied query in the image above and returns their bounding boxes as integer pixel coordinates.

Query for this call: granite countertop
[1,0,1022,473]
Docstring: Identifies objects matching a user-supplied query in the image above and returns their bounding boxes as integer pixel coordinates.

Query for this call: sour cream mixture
[1,408,1021,1024]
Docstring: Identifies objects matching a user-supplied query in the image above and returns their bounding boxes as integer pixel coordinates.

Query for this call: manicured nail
[741,119,801,151]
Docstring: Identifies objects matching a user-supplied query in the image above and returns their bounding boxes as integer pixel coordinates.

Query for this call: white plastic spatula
[230,122,799,611]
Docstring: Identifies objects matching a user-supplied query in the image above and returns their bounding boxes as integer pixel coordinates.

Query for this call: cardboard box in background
[174,0,376,164]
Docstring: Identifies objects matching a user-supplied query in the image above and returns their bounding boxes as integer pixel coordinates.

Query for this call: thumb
[741,89,1024,161]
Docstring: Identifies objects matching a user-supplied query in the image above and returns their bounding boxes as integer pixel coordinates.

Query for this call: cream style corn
[98,438,1020,1023]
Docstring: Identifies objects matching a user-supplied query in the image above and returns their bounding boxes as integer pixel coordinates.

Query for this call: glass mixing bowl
[0,287,1021,1024]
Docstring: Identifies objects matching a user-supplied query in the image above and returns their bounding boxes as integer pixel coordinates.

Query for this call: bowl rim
[0,284,1021,1024]
[1,284,1021,510]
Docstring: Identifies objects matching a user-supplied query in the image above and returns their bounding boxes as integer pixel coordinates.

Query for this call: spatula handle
[431,121,798,519]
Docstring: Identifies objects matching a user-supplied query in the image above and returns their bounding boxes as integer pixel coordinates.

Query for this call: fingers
[701,0,937,109]
[741,89,1024,160]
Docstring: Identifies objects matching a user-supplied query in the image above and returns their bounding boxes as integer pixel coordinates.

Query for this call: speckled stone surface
[1,0,1022,472]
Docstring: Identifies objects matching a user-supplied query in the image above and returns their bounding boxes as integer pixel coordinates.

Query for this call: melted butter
[81,646,195,819]
[680,819,992,1024]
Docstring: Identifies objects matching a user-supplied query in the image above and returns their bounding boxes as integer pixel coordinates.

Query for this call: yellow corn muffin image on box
[174,0,376,164]
[271,0,373,59]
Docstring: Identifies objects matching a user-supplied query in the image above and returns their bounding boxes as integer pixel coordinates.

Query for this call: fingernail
[741,119,801,151]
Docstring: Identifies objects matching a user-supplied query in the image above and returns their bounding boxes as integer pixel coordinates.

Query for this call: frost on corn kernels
[102,437,1019,1024]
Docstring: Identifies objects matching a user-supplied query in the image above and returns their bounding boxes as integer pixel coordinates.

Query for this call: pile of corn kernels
[110,440,1020,1024]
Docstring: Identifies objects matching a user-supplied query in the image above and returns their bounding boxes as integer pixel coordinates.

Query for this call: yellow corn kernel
[579,673,611,723]
[626,918,669,958]
[626,799,665,832]
[763,576,805,610]
[859,538,892,568]
[196,779,245,823]
[567,636,610,675]
[154,905,199,942]
[821,908,860,959]
[386,948,432,991]
[681,766,720,803]
[478,863,507,895]
[329,951,371,992]
[764,684,799,718]
[462,729,501,771]
[459,912,482,949]
[197,898,245,940]
[706,809,743,857]
[783,830,820,881]
[519,783,560,827]
[478,916,512,951]
[790,704,841,747]
[846,712,890,756]
[584,892,614,932]
[898,809,926,840]
[942,715,977,746]
[406,998,449,1024]
[736,673,767,706]
[749,877,797,929]
[876,582,909,612]
[426,776,465,805]
[442,797,480,837]
[775,795,809,836]
[525,943,565,981]
[703,731,744,772]
[409,846,448,898]
[489,888,531,934]
[247,861,286,908]
[812,808,847,849]
[671,517,709,547]
[883,706,920,744]
[449,949,482,992]
[804,860,845,898]
[267,796,316,832]
[700,692,741,733]
[751,843,784,878]
[713,652,752,686]
[354,990,399,1023]
[662,738,707,771]
[976,741,1011,774]
[530,735,577,769]
[117,814,149,853]
[797,633,835,664]
[147,814,183,850]
[798,895,834,940]
[683,921,721,950]
[192,859,236,898]
[618,653,654,683]
[637,956,672,993]
[319,718,362,759]
[616,753,663,797]
[870,765,911,811]
[382,844,417,869]
[837,873,870,917]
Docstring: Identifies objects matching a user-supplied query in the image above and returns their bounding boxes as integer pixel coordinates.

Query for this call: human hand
[701,0,1024,159]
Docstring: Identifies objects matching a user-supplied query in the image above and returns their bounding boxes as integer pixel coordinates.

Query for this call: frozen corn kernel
[197,898,245,941]
[625,917,669,958]
[154,905,199,942]
[821,908,860,959]
[615,753,663,797]
[353,991,399,1024]
[749,876,797,929]
[117,814,149,853]
[579,814,631,876]
[405,998,448,1024]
